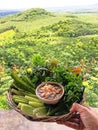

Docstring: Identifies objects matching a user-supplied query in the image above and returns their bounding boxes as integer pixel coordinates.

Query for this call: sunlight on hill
[0,30,15,40]
[76,13,98,24]
[0,30,15,45]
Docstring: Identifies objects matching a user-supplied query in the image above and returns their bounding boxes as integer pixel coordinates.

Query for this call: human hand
[57,103,98,130]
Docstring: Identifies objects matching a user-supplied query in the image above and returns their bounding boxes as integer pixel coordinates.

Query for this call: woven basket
[7,86,80,122]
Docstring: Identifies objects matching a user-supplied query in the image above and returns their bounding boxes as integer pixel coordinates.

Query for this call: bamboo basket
[7,86,80,122]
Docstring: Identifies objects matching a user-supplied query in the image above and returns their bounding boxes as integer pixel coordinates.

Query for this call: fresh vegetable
[25,95,41,103]
[10,61,84,116]
[18,103,34,116]
[33,107,47,116]
[29,101,44,108]
[21,75,35,88]
[12,95,28,104]
[11,72,35,93]
[12,88,37,98]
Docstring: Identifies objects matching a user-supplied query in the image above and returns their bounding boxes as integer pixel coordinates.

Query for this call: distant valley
[0,10,21,17]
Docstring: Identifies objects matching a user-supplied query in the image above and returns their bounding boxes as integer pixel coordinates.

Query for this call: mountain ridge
[1,3,98,18]
[0,8,54,20]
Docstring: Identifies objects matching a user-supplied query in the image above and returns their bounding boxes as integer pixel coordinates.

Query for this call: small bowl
[36,82,64,104]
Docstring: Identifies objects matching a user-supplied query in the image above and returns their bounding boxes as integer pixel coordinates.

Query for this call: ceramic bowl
[36,82,64,104]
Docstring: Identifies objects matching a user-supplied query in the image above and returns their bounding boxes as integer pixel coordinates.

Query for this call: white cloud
[0,0,98,9]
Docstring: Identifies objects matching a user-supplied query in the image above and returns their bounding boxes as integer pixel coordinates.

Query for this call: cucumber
[11,88,24,96]
[25,95,41,103]
[33,107,47,116]
[12,95,25,99]
[11,88,37,98]
[12,95,28,104]
[11,72,35,93]
[13,98,28,104]
[29,101,44,108]
[17,103,23,108]
[21,91,37,98]
[18,103,34,116]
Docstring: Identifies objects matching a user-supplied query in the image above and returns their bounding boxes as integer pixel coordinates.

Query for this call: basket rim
[7,86,75,122]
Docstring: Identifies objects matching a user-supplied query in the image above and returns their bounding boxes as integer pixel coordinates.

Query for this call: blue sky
[0,0,98,9]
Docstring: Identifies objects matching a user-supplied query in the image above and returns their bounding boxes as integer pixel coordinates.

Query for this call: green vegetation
[0,8,98,109]
[0,96,11,109]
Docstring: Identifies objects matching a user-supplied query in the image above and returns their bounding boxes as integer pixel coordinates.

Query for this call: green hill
[11,8,54,21]
[0,8,56,32]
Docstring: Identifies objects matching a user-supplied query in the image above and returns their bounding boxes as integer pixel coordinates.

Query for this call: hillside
[0,8,58,32]
[1,8,98,33]
[0,8,98,109]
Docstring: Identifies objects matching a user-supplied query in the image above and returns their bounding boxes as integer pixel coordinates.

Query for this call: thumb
[70,103,86,113]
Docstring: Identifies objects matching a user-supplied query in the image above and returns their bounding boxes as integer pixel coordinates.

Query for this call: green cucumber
[25,95,40,103]
[11,88,24,95]
[33,107,47,116]
[29,101,44,108]
[18,103,34,116]
[12,88,37,97]
[12,95,28,104]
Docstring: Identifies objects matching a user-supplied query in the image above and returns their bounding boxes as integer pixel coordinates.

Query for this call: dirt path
[0,110,73,130]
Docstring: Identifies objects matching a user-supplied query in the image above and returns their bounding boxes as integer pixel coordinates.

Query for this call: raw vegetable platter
[7,61,84,122]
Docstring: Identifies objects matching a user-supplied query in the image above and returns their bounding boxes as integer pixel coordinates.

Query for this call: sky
[0,0,98,10]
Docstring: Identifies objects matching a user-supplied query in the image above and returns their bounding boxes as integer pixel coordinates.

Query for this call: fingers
[69,118,80,124]
[70,103,89,113]
[57,116,84,130]
[57,121,80,129]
